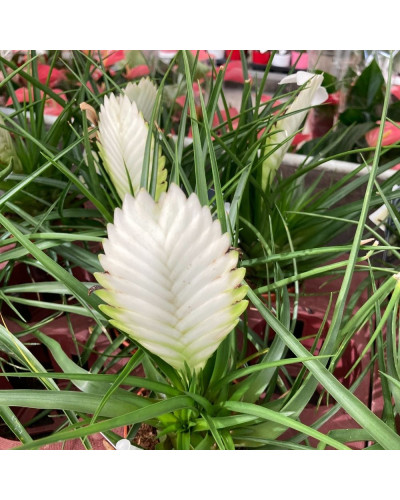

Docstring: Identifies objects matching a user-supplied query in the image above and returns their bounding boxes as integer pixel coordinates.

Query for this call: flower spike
[97,92,167,201]
[95,184,248,373]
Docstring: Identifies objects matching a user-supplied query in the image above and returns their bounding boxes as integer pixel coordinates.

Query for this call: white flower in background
[279,71,328,107]
[369,184,400,231]
[97,92,167,200]
[115,439,140,450]
[95,184,248,373]
[262,71,328,188]
[0,50,12,60]
[124,78,157,124]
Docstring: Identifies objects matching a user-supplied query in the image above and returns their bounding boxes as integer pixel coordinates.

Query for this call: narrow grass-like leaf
[181,51,208,205]
[0,213,101,312]
[246,287,400,449]
[0,371,180,397]
[41,152,112,222]
[15,395,195,450]
[90,349,144,425]
[221,400,349,450]
[0,406,33,444]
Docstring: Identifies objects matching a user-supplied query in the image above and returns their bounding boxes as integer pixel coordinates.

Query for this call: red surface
[252,51,271,66]
[225,50,242,61]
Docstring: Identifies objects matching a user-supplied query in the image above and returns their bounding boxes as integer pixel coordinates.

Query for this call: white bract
[97,91,167,201]
[262,71,328,188]
[95,183,248,373]
[369,184,400,231]
[124,78,157,123]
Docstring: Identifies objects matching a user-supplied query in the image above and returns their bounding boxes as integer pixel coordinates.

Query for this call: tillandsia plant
[95,183,249,374]
[238,70,332,273]
[1,50,400,450]
[93,78,167,201]
[199,52,400,280]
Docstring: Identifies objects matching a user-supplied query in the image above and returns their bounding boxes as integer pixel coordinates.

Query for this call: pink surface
[220,61,249,84]
[6,87,67,116]
[391,85,400,100]
[1,312,142,450]
[125,65,150,79]
[291,51,308,70]
[365,121,400,147]
[190,50,212,62]
[36,64,66,87]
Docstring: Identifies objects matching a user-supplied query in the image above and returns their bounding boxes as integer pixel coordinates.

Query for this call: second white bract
[95,184,248,373]
[124,77,157,123]
[97,92,167,201]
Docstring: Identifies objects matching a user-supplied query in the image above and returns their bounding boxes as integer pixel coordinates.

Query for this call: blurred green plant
[299,58,400,165]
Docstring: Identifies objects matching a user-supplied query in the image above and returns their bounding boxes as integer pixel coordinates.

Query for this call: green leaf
[90,349,144,424]
[0,213,102,313]
[246,287,400,450]
[221,401,350,450]
[0,390,144,418]
[0,406,33,444]
[387,101,400,121]
[181,51,208,206]
[314,70,338,93]
[0,158,13,181]
[0,372,181,398]
[15,396,195,449]
[347,59,385,111]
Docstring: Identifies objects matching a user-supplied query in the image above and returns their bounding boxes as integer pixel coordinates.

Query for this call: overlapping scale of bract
[124,77,157,123]
[95,183,248,373]
[97,93,167,201]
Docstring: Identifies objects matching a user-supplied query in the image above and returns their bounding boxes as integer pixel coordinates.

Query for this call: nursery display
[0,50,400,450]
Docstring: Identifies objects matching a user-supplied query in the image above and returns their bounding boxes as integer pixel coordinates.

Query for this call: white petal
[278,71,323,88]
[278,74,298,85]
[96,184,248,372]
[311,86,329,106]
[294,71,316,86]
[273,74,324,150]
